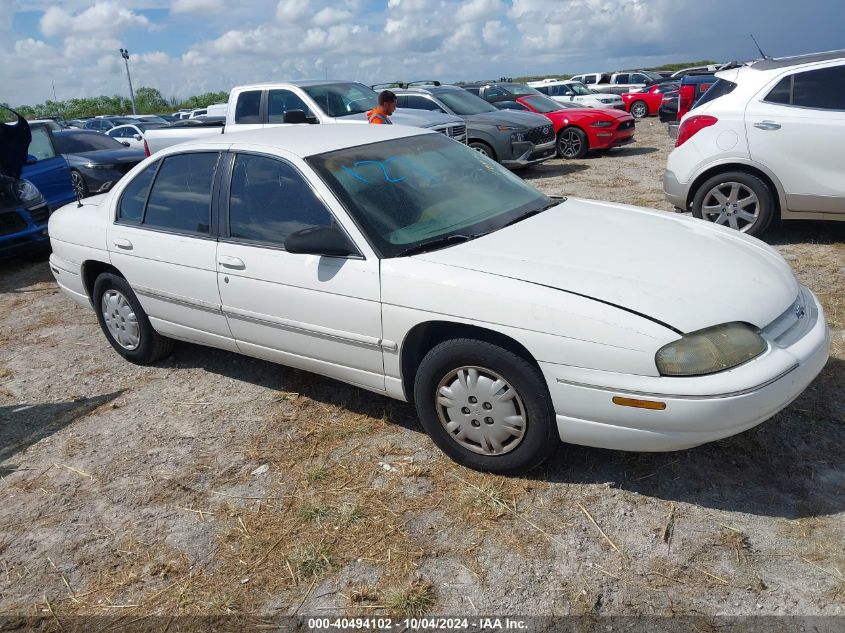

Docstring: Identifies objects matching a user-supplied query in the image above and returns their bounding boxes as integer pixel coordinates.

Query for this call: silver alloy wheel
[700,181,760,232]
[70,171,86,197]
[435,366,527,456]
[631,101,647,118]
[558,129,582,158]
[101,289,140,350]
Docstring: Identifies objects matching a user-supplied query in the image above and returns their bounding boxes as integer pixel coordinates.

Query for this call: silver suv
[391,83,556,169]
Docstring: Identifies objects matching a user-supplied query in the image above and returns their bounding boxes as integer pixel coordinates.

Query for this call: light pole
[119,48,137,115]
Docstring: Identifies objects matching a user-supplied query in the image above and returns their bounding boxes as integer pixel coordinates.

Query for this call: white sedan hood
[417,199,798,333]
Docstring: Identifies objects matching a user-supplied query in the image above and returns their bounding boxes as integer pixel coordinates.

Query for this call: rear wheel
[556,127,589,159]
[93,273,174,364]
[630,100,648,119]
[413,339,558,474]
[691,171,774,236]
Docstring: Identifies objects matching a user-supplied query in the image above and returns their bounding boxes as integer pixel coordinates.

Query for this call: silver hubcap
[701,181,760,232]
[101,289,140,350]
[470,144,492,158]
[632,103,646,117]
[435,366,527,456]
[558,130,582,158]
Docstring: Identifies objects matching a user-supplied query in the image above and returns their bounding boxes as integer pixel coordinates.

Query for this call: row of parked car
[3,49,843,262]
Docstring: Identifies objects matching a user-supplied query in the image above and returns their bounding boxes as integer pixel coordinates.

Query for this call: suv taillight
[677,84,695,120]
[675,115,718,147]
[143,138,150,157]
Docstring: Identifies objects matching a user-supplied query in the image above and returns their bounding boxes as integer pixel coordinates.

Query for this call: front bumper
[501,139,556,169]
[663,168,687,208]
[0,209,50,258]
[540,286,830,452]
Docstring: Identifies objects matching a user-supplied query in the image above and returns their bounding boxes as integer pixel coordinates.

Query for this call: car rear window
[234,90,262,124]
[144,152,219,234]
[691,79,737,111]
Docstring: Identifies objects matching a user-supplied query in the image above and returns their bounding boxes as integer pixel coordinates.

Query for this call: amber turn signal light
[612,396,667,410]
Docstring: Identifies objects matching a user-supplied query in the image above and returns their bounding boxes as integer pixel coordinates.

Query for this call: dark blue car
[1,108,75,258]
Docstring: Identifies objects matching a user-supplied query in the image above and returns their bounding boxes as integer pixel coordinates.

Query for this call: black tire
[468,141,496,161]
[556,127,589,159]
[413,339,558,474]
[70,170,88,198]
[630,100,648,119]
[92,273,174,364]
[691,171,774,236]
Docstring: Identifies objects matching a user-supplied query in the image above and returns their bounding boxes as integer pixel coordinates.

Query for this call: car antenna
[750,34,772,60]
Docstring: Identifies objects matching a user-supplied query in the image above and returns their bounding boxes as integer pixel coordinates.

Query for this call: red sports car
[505,94,636,159]
[621,82,680,118]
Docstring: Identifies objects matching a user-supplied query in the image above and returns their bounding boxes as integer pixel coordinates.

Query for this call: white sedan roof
[176,124,432,157]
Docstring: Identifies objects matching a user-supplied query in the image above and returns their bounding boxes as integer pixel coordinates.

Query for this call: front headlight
[600,98,613,103]
[84,162,117,169]
[14,179,45,206]
[510,131,527,142]
[590,121,614,127]
[655,322,767,376]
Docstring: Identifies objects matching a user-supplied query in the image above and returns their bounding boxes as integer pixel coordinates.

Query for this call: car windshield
[520,95,564,113]
[54,132,125,153]
[307,134,552,258]
[567,82,594,96]
[302,82,377,117]
[644,72,664,81]
[437,90,497,115]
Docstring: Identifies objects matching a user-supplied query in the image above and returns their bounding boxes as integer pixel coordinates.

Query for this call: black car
[83,117,136,132]
[51,130,146,198]
[658,90,679,123]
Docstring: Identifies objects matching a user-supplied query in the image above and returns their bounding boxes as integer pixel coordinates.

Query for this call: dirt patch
[1,119,843,622]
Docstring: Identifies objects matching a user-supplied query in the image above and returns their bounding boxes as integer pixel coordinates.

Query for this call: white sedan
[106,123,165,150]
[528,80,625,110]
[47,125,829,474]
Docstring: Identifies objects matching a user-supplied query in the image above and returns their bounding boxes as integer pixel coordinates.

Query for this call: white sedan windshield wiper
[395,234,476,257]
[502,198,565,229]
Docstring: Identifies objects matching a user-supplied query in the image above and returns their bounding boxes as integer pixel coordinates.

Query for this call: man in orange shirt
[367,90,397,124]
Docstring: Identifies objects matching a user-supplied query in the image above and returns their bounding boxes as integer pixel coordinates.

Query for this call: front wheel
[557,127,589,159]
[93,273,174,364]
[630,100,648,119]
[70,170,88,198]
[468,141,496,161]
[691,171,774,236]
[413,339,558,474]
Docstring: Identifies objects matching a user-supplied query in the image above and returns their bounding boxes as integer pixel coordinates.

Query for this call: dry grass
[717,527,751,563]
[385,579,434,617]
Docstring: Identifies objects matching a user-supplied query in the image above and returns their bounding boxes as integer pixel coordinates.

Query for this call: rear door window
[404,95,444,112]
[234,90,262,123]
[792,66,845,110]
[118,160,159,222]
[614,74,630,84]
[693,79,736,110]
[144,152,219,234]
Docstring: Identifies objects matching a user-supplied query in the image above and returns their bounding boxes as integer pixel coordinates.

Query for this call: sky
[1,0,843,108]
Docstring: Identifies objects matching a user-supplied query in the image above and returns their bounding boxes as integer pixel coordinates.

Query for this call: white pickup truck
[145,80,468,154]
[569,71,665,95]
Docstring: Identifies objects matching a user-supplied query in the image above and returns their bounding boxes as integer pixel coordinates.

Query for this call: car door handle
[217,256,245,270]
[754,120,781,131]
[113,238,133,250]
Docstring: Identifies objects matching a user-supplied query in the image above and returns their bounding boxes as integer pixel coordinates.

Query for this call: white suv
[663,50,845,236]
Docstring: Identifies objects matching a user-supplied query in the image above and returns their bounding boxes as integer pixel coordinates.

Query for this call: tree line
[2,87,229,120]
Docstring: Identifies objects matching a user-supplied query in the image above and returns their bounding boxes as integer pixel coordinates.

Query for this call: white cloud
[455,0,504,23]
[275,0,309,24]
[482,20,509,47]
[313,7,353,27]
[171,0,225,14]
[39,1,153,38]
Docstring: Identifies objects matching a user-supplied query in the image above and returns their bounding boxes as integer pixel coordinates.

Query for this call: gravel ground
[1,118,844,627]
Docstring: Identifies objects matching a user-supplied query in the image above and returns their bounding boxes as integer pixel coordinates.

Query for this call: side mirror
[284,226,358,257]
[121,141,130,147]
[133,134,142,141]
[26,153,38,164]
[283,110,307,124]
